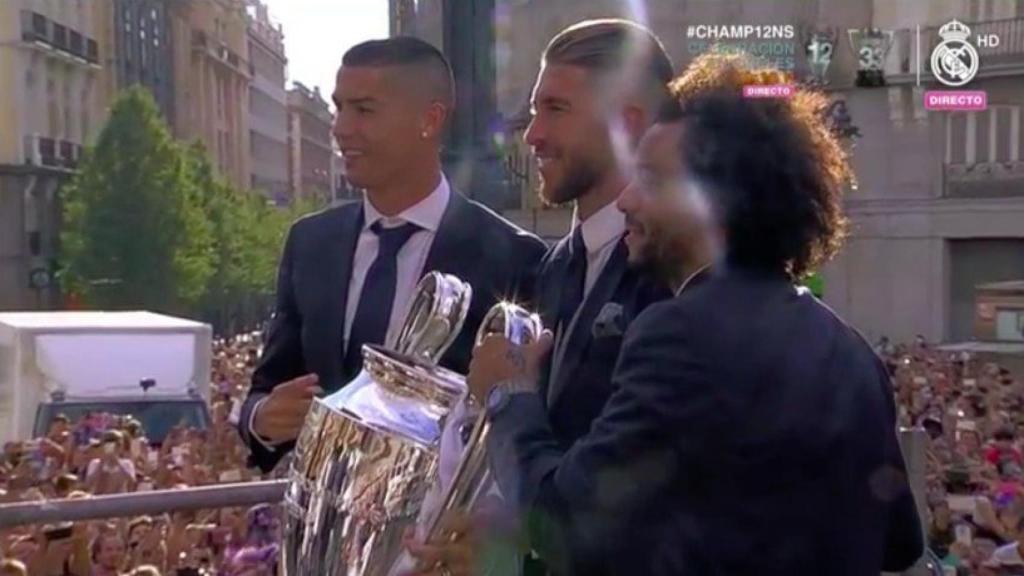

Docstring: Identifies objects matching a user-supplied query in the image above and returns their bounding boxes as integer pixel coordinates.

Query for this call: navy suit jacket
[534,235,671,449]
[489,267,924,576]
[239,190,546,472]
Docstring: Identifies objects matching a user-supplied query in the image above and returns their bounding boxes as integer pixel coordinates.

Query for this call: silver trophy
[802,26,838,85]
[422,302,542,545]
[283,271,541,575]
[847,27,894,87]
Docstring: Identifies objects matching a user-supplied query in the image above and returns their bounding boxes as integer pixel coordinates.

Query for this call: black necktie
[343,221,420,379]
[557,227,588,334]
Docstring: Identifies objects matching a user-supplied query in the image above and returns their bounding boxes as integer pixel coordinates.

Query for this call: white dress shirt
[250,175,451,449]
[575,199,627,297]
[548,199,627,397]
[344,175,451,348]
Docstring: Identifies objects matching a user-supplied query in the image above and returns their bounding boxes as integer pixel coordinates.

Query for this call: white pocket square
[592,302,625,338]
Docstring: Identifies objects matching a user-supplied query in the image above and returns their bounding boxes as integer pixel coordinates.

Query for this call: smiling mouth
[536,156,558,169]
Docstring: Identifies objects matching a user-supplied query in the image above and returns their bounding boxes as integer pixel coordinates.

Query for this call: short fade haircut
[668,52,851,279]
[342,36,455,110]
[542,19,676,114]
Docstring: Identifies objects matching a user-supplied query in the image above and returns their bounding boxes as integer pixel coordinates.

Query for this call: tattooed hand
[467,331,553,401]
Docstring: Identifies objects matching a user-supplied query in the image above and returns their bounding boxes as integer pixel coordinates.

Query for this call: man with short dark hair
[468,53,924,575]
[238,36,546,472]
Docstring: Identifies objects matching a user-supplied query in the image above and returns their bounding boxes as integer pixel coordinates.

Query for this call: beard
[537,152,601,208]
[628,219,689,289]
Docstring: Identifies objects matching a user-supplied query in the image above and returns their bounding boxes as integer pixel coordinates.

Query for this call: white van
[0,311,212,444]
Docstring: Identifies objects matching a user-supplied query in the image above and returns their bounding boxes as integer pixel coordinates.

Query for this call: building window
[996,309,1024,342]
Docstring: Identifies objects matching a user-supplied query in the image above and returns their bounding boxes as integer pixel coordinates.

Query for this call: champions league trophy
[282,272,541,575]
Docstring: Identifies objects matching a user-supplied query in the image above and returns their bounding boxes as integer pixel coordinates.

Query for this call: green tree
[186,141,327,331]
[60,87,214,312]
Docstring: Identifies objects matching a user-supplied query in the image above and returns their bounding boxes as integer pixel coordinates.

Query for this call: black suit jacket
[489,266,924,576]
[535,235,671,448]
[240,190,546,472]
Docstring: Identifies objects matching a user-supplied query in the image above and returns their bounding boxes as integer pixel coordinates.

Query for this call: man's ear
[420,101,448,140]
[621,104,649,148]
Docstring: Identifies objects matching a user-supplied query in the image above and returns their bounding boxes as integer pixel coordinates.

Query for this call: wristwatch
[486,377,536,417]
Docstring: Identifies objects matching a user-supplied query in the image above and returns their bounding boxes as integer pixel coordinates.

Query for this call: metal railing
[0,480,287,529]
[0,433,932,575]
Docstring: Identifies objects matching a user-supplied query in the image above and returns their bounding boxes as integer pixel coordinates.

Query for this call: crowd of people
[2,324,1024,575]
[879,336,1024,575]
[0,333,281,576]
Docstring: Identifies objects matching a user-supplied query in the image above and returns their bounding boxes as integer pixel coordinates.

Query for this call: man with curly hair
[466,52,924,575]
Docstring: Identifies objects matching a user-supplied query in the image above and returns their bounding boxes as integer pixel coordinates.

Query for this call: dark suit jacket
[489,266,924,576]
[535,236,671,449]
[239,190,546,472]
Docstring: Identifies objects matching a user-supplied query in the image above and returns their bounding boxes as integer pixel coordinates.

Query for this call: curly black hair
[669,53,852,279]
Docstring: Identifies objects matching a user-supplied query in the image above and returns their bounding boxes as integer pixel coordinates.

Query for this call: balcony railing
[23,134,78,171]
[19,11,98,67]
[58,140,81,169]
[38,137,57,166]
[21,10,49,43]
[52,23,67,51]
[944,160,1024,198]
[0,480,286,529]
[86,38,98,64]
[193,30,248,75]
[889,17,1024,78]
[69,30,84,59]
[0,432,931,575]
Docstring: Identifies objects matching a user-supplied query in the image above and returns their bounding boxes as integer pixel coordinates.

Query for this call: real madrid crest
[930,19,979,87]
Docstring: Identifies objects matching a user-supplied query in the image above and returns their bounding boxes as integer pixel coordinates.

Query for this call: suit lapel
[423,191,474,277]
[548,239,629,408]
[330,204,364,379]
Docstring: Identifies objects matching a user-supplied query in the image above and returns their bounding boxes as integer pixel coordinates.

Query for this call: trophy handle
[474,300,542,347]
[424,301,542,545]
[393,271,473,364]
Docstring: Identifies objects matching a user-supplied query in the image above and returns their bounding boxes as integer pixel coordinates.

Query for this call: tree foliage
[61,87,214,312]
[61,87,326,327]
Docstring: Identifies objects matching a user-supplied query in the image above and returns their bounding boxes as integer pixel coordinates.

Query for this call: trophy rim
[362,344,467,407]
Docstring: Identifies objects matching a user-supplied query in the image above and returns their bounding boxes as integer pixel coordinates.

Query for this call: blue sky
[263,0,390,100]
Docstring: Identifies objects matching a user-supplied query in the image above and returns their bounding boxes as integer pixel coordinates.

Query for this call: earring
[421,131,429,138]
